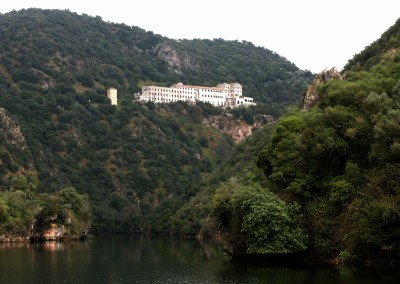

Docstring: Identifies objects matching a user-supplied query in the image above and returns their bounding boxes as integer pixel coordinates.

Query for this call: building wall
[107,88,118,105]
[138,83,254,108]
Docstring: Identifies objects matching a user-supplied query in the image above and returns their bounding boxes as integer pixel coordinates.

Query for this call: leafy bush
[212,179,307,254]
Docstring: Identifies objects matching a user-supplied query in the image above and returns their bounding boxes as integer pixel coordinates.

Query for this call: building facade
[107,88,118,105]
[137,82,254,108]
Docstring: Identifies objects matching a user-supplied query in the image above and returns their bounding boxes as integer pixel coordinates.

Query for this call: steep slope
[0,9,312,109]
[255,19,400,265]
[168,39,312,106]
[0,8,313,234]
[176,17,400,266]
[344,18,400,72]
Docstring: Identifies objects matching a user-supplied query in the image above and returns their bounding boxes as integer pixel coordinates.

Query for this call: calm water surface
[0,236,399,284]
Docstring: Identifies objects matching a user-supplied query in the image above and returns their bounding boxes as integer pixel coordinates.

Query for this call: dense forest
[2,8,398,267]
[0,9,312,237]
[178,18,400,266]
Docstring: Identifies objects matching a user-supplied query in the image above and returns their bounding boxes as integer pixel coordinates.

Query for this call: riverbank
[0,234,89,243]
[0,235,28,242]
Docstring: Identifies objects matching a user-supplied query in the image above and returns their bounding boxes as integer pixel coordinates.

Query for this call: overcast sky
[1,0,399,73]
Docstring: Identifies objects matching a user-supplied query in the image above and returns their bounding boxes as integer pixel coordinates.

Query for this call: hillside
[0,8,313,235]
[344,18,400,72]
[178,18,400,266]
[0,9,312,115]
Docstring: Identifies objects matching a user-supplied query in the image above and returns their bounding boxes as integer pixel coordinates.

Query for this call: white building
[107,88,118,105]
[137,82,254,108]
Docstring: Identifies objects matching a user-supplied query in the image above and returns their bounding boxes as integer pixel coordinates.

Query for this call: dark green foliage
[0,77,232,234]
[0,9,312,106]
[170,123,275,236]
[0,54,235,235]
[175,17,400,262]
[255,23,400,261]
[229,106,255,124]
[0,178,90,237]
[175,39,313,105]
[2,7,278,233]
[198,136,209,147]
[211,179,307,254]
[344,18,400,72]
[6,9,400,266]
[0,189,40,235]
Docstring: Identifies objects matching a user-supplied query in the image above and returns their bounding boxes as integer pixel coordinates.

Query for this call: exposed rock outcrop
[0,108,27,149]
[204,114,272,143]
[155,44,200,73]
[0,108,35,181]
[32,68,56,89]
[303,67,343,110]
[384,47,397,59]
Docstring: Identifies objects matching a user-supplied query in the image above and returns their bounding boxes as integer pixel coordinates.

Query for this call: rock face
[30,223,66,241]
[204,114,272,143]
[155,44,200,73]
[32,68,56,89]
[303,67,343,110]
[0,108,27,149]
[0,108,35,181]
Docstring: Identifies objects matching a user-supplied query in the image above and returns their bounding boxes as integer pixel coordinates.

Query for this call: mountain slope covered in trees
[0,9,312,235]
[178,18,400,266]
[0,8,312,115]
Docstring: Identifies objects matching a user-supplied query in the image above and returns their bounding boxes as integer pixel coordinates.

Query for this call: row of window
[150,95,194,99]
[201,94,224,99]
[149,98,193,102]
[145,93,224,100]
[147,89,194,94]
[146,92,194,96]
[149,87,224,93]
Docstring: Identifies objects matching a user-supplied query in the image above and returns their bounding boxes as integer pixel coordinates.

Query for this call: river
[0,236,398,283]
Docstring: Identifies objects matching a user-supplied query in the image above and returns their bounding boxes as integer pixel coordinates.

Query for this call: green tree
[212,179,307,255]
[198,136,209,147]
[1,190,40,235]
[231,183,307,254]
[58,187,92,236]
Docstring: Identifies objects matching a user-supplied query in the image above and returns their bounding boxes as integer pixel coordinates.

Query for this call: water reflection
[0,236,399,284]
[32,241,65,251]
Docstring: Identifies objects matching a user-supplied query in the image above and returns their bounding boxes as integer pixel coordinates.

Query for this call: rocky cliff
[303,67,343,110]
[155,44,201,73]
[204,113,272,143]
[0,108,27,149]
[0,108,35,182]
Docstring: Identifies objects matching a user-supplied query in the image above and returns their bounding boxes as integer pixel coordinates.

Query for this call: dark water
[0,236,399,284]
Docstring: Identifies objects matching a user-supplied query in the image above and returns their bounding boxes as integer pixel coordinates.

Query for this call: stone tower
[107,88,117,105]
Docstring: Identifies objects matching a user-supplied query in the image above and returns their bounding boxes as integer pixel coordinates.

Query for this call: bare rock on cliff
[0,108,35,180]
[33,68,56,89]
[0,108,27,149]
[155,44,200,73]
[204,113,270,143]
[303,67,343,110]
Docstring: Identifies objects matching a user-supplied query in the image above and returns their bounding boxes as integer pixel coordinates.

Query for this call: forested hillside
[179,18,400,265]
[0,9,312,236]
[0,9,312,115]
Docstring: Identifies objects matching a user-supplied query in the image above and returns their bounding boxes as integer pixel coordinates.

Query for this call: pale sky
[1,0,399,73]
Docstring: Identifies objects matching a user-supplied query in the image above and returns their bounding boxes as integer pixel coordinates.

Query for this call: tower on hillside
[107,88,117,105]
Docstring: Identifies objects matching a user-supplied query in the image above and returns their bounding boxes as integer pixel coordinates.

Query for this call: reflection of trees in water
[1,237,398,284]
[136,237,224,264]
[0,242,31,250]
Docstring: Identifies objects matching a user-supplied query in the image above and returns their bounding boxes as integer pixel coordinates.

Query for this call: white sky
[1,0,399,73]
